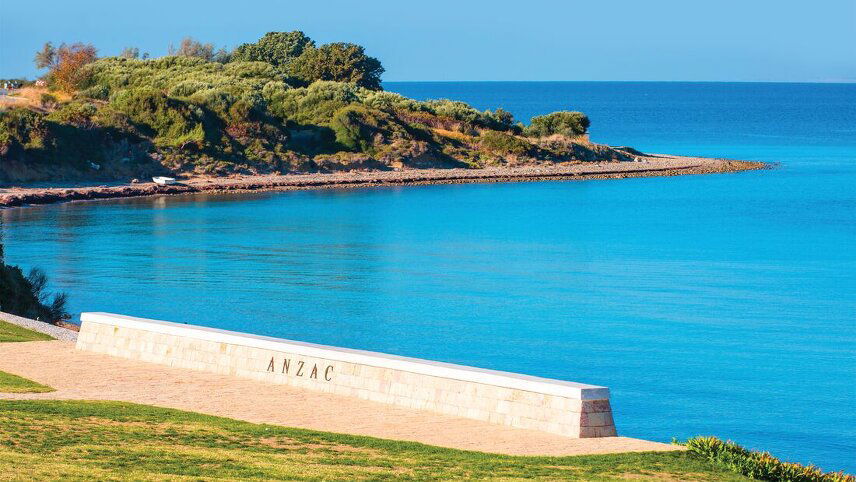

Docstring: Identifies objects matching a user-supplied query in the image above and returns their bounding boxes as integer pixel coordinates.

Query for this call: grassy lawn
[0,371,54,393]
[0,400,750,481]
[0,319,54,343]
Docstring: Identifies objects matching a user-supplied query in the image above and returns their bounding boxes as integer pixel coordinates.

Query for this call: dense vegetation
[0,244,68,323]
[0,400,754,480]
[0,30,632,183]
[684,437,854,482]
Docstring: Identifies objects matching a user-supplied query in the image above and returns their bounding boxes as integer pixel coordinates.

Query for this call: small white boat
[152,176,177,186]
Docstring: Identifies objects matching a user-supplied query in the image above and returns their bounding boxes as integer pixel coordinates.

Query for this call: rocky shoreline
[0,155,766,209]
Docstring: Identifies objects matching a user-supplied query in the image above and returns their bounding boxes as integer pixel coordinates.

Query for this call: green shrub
[269,80,360,125]
[329,104,407,152]
[111,88,206,148]
[230,31,314,67]
[148,55,211,70]
[479,131,532,156]
[384,98,515,131]
[525,111,590,138]
[360,91,421,112]
[91,105,137,133]
[684,436,854,482]
[423,99,483,125]
[86,56,275,96]
[39,93,58,108]
[79,84,110,100]
[222,61,282,80]
[168,80,213,98]
[486,108,515,130]
[188,88,236,117]
[45,101,98,126]
[287,43,384,91]
[0,108,47,151]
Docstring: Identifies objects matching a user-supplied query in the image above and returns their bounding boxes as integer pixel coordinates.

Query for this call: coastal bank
[0,154,765,209]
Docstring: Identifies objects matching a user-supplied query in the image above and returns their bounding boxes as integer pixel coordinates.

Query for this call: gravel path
[0,340,681,456]
[0,311,77,342]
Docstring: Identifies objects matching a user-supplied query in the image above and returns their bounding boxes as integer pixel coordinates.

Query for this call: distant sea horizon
[384,80,855,85]
[3,81,854,472]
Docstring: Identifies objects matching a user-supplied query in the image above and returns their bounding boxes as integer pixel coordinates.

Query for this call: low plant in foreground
[683,436,854,482]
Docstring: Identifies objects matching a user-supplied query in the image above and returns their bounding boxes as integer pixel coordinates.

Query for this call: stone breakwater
[76,312,618,438]
[0,156,766,208]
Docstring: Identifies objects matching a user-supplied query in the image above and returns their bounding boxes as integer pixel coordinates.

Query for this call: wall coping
[81,312,609,400]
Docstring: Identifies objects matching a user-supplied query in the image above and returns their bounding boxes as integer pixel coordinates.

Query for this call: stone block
[581,411,614,427]
[579,425,618,438]
[581,399,612,413]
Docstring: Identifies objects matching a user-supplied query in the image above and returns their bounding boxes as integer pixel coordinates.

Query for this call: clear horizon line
[383,79,856,84]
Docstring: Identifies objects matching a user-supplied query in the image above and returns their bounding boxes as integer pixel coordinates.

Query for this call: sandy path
[0,340,680,456]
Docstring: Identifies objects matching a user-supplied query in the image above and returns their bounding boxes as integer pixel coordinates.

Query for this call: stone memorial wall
[76,312,617,438]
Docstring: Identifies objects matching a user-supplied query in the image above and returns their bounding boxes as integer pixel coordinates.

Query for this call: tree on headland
[169,37,212,59]
[169,37,230,63]
[34,42,57,69]
[33,42,98,92]
[287,42,384,90]
[53,44,98,92]
[524,111,590,138]
[119,47,140,59]
[230,31,314,67]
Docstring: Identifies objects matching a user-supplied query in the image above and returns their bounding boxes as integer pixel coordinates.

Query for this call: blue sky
[1,0,854,82]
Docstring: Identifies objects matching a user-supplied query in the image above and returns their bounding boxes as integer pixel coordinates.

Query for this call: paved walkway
[0,340,681,456]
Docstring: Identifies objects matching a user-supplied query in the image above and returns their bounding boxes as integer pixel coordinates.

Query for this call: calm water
[3,82,855,472]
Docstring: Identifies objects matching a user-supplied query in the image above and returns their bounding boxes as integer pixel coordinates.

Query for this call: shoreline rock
[0,155,767,209]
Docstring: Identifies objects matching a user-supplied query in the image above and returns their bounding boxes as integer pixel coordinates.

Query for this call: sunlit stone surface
[76,312,616,438]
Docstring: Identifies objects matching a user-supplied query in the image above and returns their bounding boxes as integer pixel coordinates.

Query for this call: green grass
[0,319,54,343]
[0,400,750,481]
[0,371,54,393]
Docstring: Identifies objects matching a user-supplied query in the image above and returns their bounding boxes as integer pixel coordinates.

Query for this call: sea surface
[3,82,855,472]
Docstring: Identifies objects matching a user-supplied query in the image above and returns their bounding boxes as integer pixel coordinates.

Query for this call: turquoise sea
[2,82,854,472]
